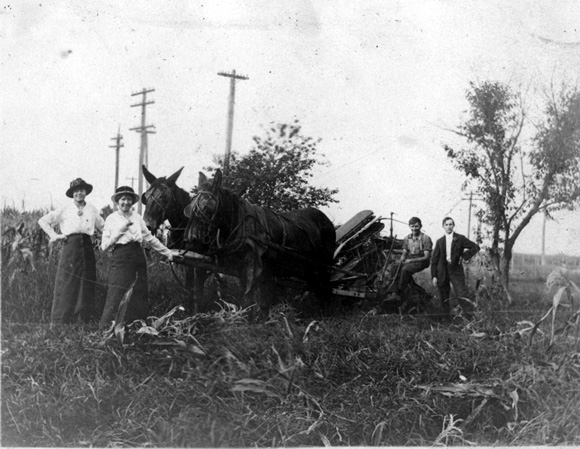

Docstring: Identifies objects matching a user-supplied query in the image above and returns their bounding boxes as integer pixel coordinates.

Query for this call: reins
[187,190,257,256]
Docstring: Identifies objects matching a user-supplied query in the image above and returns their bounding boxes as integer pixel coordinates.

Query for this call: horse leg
[256,272,273,320]
[192,268,208,314]
[310,266,332,315]
[242,274,272,322]
[184,267,195,313]
[239,275,255,317]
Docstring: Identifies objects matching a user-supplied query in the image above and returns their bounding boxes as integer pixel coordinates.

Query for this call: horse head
[184,170,224,252]
[141,165,184,233]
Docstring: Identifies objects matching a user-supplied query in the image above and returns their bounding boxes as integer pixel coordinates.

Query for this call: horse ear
[213,169,223,191]
[142,165,156,184]
[167,167,184,184]
[198,172,208,187]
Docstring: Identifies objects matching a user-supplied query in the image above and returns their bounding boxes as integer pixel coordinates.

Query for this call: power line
[129,88,156,213]
[126,175,138,189]
[444,198,463,216]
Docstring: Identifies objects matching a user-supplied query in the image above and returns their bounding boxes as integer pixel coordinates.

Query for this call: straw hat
[65,178,93,198]
[111,186,140,204]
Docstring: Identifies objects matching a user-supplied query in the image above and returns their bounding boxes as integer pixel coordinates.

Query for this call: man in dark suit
[431,216,480,319]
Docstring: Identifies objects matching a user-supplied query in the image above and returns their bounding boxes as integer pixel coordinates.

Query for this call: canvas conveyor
[331,210,404,301]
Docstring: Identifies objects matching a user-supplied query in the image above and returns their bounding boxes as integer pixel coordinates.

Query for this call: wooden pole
[541,210,547,265]
[126,176,137,189]
[217,70,248,177]
[109,126,123,192]
[467,191,473,239]
[130,88,156,213]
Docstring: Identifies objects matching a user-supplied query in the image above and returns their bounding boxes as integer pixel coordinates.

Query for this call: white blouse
[101,210,172,258]
[38,202,104,239]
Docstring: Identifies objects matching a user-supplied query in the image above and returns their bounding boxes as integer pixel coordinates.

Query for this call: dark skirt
[99,242,148,329]
[52,233,96,324]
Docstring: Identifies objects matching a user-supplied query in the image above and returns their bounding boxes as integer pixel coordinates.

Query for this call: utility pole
[217,70,248,177]
[476,218,482,243]
[462,191,482,239]
[466,191,473,239]
[541,210,547,265]
[130,88,156,213]
[126,176,138,189]
[109,126,123,192]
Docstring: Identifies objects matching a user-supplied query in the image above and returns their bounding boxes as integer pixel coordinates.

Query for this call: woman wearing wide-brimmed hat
[38,178,105,325]
[100,186,173,329]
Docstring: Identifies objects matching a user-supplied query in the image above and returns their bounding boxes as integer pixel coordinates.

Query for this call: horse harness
[187,190,247,255]
[143,183,189,248]
[143,183,175,223]
[189,189,325,260]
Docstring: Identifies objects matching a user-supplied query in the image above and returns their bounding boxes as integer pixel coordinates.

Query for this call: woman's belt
[65,233,92,241]
[113,241,142,251]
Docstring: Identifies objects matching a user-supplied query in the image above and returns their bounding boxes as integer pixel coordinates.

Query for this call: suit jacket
[430,233,480,282]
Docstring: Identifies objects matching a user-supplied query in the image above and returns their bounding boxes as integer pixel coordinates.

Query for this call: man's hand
[432,277,438,287]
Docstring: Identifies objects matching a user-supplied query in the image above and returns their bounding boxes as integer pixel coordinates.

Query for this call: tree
[100,204,114,220]
[444,81,580,288]
[208,120,339,212]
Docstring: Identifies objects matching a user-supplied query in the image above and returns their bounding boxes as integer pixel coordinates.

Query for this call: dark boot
[440,298,451,321]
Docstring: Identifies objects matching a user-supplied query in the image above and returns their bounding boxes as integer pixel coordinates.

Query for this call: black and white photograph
[2,1,580,446]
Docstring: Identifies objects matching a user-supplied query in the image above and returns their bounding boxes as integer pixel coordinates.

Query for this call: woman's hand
[119,221,133,233]
[51,234,67,243]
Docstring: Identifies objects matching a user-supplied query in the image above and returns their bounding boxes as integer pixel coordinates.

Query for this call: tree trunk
[500,243,513,289]
[489,226,502,281]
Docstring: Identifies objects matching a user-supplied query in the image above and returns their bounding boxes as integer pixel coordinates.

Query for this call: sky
[1,0,579,256]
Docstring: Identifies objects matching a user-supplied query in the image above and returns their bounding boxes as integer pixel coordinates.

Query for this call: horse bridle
[143,183,175,225]
[186,191,219,223]
[185,190,249,254]
[185,191,221,247]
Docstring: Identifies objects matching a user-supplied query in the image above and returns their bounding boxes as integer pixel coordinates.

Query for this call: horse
[183,169,336,318]
[141,165,190,244]
[141,165,207,312]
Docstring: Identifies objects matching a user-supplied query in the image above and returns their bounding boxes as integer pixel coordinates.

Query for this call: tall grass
[3,304,579,447]
[2,207,580,446]
[1,206,191,324]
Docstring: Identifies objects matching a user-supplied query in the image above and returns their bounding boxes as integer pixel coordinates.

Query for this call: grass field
[2,207,580,447]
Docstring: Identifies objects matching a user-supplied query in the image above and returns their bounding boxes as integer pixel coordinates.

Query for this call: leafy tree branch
[444,80,580,287]
[207,120,339,212]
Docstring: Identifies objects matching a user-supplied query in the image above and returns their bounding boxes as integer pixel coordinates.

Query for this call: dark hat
[408,216,422,226]
[112,186,140,204]
[66,178,93,198]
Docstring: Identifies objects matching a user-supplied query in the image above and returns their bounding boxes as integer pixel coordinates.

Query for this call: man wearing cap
[100,186,173,329]
[38,178,105,325]
[387,217,433,302]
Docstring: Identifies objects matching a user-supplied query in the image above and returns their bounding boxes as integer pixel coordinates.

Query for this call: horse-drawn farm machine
[173,209,430,313]
[331,210,430,311]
